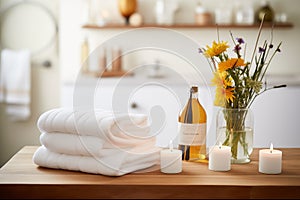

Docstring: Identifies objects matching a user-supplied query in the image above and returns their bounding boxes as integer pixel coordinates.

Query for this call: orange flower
[218,58,246,72]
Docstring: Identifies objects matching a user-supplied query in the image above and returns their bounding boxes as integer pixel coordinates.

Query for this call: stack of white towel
[33,108,161,176]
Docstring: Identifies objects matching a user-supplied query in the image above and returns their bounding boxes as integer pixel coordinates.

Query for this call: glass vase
[216,108,254,164]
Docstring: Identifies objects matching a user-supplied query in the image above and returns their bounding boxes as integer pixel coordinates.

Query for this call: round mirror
[0,2,57,55]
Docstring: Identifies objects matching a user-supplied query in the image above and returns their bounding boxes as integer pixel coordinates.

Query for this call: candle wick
[270,143,273,153]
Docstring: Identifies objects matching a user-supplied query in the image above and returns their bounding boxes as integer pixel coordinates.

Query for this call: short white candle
[259,143,282,174]
[209,142,231,171]
[160,140,182,174]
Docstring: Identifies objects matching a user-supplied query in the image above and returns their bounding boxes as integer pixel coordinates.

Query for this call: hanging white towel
[0,49,31,121]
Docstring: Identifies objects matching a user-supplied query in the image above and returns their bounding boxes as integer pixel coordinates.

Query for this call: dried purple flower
[269,44,274,48]
[258,47,265,53]
[234,44,241,53]
[276,48,281,52]
[236,38,245,44]
[198,48,203,54]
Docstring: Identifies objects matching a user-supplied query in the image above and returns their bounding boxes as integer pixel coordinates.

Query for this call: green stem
[222,109,249,160]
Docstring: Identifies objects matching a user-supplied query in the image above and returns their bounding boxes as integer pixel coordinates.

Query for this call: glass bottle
[81,36,89,73]
[111,47,122,72]
[98,48,106,73]
[178,86,207,162]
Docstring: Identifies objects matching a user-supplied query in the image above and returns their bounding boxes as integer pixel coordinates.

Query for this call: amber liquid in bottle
[178,86,207,162]
[81,37,89,73]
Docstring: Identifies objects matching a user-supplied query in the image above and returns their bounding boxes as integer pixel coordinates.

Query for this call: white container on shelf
[215,7,232,25]
[234,1,254,25]
[195,1,212,25]
[154,0,179,25]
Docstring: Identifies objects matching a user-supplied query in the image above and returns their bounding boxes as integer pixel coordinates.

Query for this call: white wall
[0,0,60,166]
[60,0,300,83]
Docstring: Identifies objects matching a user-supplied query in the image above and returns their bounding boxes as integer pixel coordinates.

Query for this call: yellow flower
[225,87,235,102]
[214,87,235,106]
[211,71,232,88]
[218,58,246,72]
[204,41,229,58]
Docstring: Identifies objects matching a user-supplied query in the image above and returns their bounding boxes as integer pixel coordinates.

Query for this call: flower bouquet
[199,17,286,163]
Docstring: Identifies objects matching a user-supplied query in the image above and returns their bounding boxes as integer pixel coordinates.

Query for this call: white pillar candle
[160,140,182,174]
[259,143,282,174]
[209,143,231,171]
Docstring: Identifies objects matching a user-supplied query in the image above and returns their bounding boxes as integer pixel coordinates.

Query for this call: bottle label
[178,123,206,145]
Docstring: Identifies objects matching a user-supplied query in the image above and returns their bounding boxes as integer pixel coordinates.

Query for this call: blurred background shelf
[84,70,134,77]
[82,22,294,29]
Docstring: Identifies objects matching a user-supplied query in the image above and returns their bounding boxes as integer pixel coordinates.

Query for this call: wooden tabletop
[0,146,300,199]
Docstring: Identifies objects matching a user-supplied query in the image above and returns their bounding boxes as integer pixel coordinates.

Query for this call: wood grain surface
[0,146,299,199]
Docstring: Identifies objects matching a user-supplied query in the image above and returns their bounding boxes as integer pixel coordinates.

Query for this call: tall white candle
[259,143,282,174]
[209,142,231,171]
[160,140,182,174]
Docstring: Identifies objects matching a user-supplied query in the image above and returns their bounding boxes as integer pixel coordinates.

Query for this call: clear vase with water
[216,108,253,164]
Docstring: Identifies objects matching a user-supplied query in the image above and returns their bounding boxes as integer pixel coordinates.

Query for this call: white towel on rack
[0,49,31,121]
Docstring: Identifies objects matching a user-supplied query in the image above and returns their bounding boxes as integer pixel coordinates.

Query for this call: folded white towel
[0,49,31,121]
[34,108,161,176]
[33,145,160,176]
[37,108,151,140]
[40,132,156,157]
